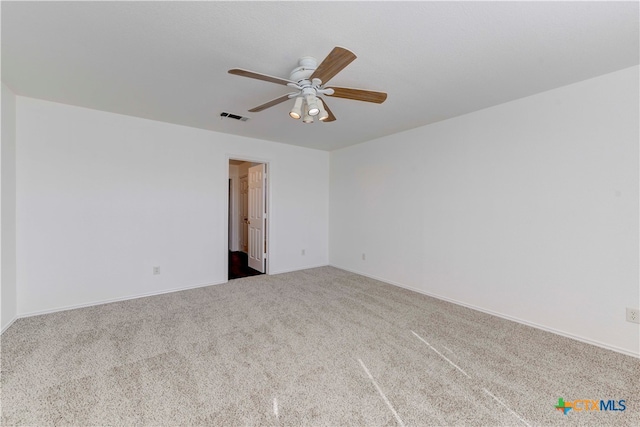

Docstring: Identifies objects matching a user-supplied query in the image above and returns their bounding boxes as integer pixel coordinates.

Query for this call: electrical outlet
[301,249,305,256]
[362,253,366,261]
[153,266,160,275]
[627,308,639,324]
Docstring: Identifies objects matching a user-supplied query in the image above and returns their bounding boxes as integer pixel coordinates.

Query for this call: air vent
[220,112,249,122]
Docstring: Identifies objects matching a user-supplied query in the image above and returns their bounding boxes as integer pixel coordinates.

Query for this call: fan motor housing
[289,57,317,82]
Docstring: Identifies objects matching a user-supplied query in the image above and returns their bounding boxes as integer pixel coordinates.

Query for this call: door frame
[226,155,272,280]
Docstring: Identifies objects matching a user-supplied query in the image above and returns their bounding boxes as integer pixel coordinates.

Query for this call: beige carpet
[1,266,638,426]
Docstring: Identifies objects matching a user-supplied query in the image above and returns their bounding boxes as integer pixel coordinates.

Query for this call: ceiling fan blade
[228,69,294,86]
[326,86,387,104]
[310,47,357,85]
[248,94,292,112]
[318,97,336,122]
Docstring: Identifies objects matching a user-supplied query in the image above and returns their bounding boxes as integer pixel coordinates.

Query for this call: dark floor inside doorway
[228,251,263,280]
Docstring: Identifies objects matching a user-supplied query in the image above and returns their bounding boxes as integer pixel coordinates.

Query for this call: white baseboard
[10,264,330,322]
[330,264,640,359]
[1,316,18,334]
[269,263,330,276]
[17,279,228,319]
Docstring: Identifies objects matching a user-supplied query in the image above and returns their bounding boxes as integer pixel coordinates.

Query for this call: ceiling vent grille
[220,112,249,121]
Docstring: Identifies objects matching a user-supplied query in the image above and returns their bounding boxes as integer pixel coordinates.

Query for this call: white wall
[1,82,18,331]
[16,98,329,315]
[330,66,639,356]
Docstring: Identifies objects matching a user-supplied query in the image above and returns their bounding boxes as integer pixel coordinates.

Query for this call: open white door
[239,175,248,252]
[248,164,266,273]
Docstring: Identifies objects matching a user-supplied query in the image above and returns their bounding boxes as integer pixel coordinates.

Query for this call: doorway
[228,159,268,280]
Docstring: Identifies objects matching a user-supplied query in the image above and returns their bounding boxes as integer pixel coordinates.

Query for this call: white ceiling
[2,1,638,151]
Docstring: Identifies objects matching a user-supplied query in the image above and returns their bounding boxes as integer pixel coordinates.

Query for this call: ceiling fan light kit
[317,99,329,121]
[289,96,303,119]
[305,95,320,116]
[302,110,314,124]
[228,47,387,123]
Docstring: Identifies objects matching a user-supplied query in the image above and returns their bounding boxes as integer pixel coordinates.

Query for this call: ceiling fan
[228,47,387,123]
